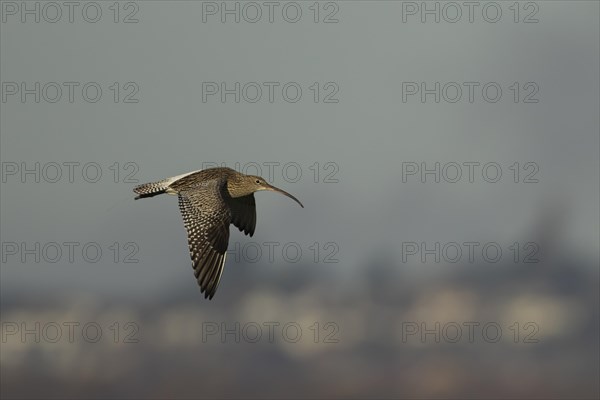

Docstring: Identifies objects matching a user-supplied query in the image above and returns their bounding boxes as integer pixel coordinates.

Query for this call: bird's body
[133,167,303,299]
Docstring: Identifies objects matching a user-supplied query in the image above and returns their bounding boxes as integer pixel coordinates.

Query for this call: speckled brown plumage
[133,167,303,300]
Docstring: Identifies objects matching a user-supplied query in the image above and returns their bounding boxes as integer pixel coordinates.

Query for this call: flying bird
[133,167,304,299]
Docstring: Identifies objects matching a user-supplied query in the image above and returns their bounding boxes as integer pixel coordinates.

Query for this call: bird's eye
[255,179,261,184]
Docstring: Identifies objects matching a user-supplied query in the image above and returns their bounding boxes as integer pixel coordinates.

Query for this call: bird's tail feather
[133,180,170,200]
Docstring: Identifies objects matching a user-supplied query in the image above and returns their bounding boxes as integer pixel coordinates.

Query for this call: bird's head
[229,174,304,208]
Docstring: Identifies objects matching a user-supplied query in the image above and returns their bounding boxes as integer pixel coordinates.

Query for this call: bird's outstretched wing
[229,194,256,237]
[178,192,230,299]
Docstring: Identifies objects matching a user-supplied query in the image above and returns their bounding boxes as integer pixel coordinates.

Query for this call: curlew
[133,167,303,299]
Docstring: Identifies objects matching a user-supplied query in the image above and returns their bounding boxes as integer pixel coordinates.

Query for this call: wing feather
[178,189,230,300]
[229,194,256,237]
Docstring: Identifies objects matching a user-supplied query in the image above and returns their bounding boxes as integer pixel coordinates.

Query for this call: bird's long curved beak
[264,183,304,208]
